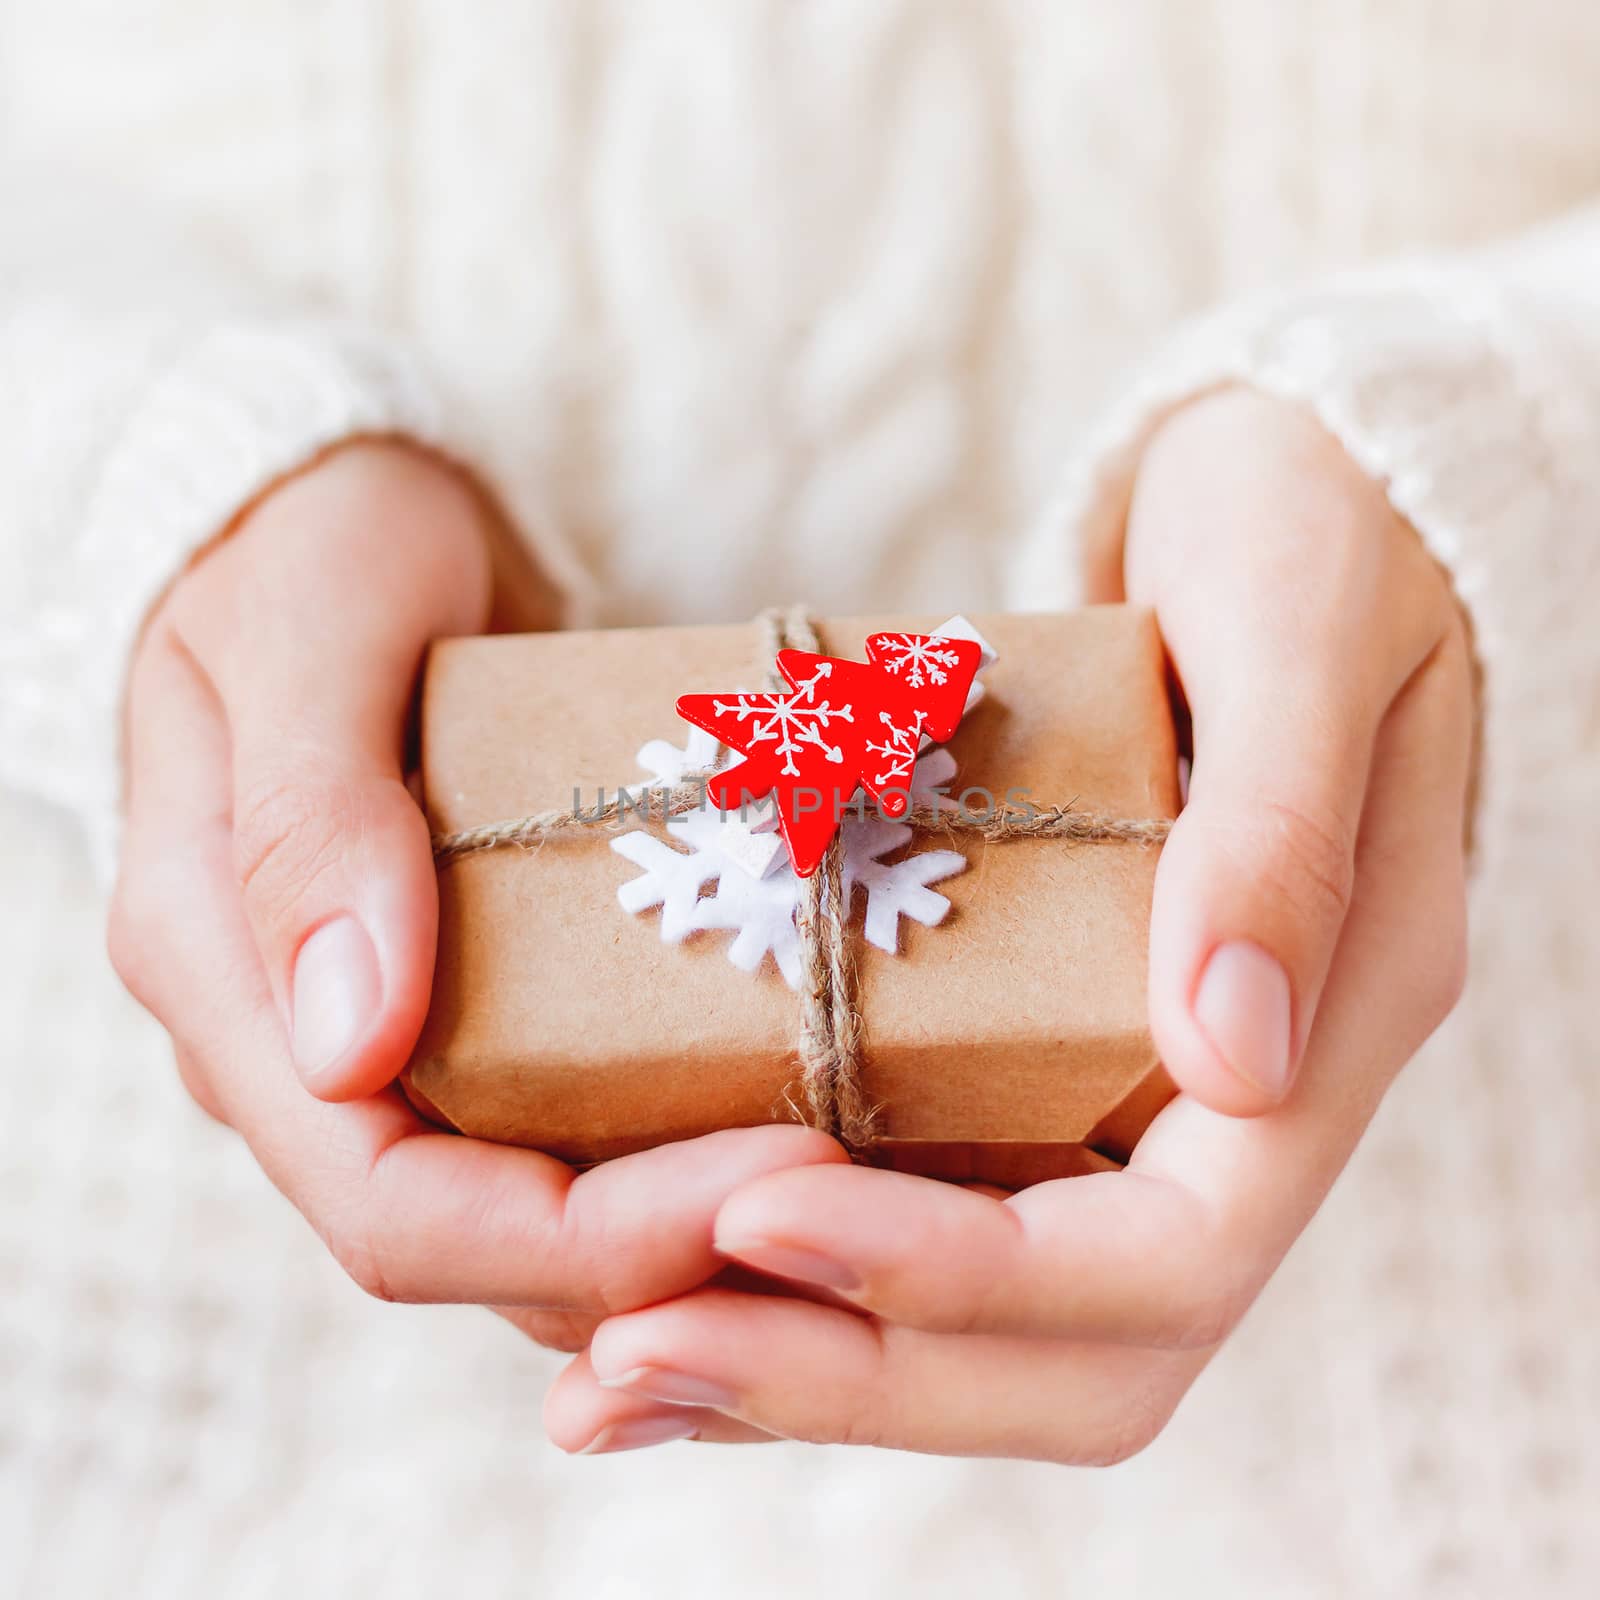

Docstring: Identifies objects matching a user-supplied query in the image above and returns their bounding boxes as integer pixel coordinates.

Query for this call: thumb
[1147,669,1374,1116]
[172,445,492,1099]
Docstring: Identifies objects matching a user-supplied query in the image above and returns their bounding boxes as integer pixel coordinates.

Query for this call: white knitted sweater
[3,3,1598,1595]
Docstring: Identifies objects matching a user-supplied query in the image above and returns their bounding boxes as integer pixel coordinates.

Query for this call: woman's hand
[109,442,844,1357]
[544,389,1476,1458]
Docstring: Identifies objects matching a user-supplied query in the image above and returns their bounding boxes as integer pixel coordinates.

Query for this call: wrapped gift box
[402,607,1181,1185]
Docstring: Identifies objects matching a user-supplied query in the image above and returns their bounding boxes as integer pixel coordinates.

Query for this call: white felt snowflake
[690,850,807,987]
[633,723,725,786]
[841,813,966,953]
[613,721,967,988]
[612,804,727,942]
[634,720,786,878]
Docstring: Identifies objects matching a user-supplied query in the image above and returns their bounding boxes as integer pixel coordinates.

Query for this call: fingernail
[715,1238,861,1291]
[597,1366,739,1410]
[1193,940,1294,1099]
[578,1414,700,1456]
[291,915,381,1085]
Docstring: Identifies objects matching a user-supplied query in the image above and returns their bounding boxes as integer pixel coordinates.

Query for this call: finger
[707,630,1473,1345]
[585,1289,1207,1462]
[1128,394,1454,1114]
[170,445,493,1099]
[544,1346,778,1453]
[116,646,235,1126]
[110,616,234,1083]
[486,1253,858,1358]
[712,1161,1228,1345]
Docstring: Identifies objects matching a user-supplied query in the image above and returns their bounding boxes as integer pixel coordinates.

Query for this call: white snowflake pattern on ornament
[708,662,854,778]
[864,707,928,790]
[873,632,965,690]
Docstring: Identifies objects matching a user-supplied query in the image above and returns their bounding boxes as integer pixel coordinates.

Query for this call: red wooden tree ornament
[675,632,983,877]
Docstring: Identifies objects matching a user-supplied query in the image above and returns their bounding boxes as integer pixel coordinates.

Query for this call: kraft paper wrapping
[402,608,1181,1184]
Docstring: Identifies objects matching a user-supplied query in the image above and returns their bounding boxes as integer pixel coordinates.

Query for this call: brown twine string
[430,608,1172,1152]
[795,830,872,1146]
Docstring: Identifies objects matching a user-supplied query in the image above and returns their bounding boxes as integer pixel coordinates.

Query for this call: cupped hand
[109,442,845,1353]
[546,389,1476,1458]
